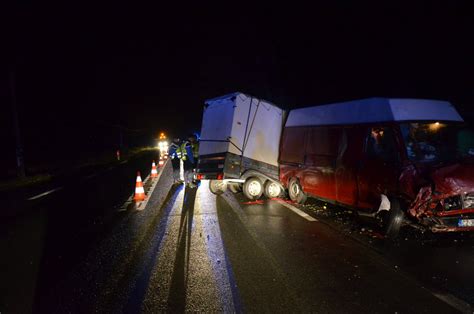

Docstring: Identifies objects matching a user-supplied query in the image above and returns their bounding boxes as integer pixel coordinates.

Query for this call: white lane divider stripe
[28,187,63,200]
[431,292,472,314]
[274,199,318,222]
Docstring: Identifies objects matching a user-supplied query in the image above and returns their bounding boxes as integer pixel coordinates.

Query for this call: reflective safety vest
[180,141,192,162]
[169,142,181,159]
[190,141,199,159]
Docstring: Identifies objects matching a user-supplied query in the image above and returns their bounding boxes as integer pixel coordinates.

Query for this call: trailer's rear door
[199,99,235,156]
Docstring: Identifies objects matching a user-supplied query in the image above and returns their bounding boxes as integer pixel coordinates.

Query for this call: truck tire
[382,198,405,240]
[288,178,307,204]
[228,183,242,194]
[243,177,263,200]
[209,180,227,195]
[264,181,282,199]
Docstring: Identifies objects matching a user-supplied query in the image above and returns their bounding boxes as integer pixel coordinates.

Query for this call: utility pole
[10,67,26,178]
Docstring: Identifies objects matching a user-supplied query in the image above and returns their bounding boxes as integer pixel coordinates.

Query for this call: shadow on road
[120,183,184,313]
[166,186,198,312]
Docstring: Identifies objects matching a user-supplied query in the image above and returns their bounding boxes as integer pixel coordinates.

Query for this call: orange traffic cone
[158,156,164,167]
[133,171,146,201]
[151,161,158,178]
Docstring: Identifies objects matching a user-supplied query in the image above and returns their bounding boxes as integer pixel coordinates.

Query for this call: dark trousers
[171,158,181,182]
[183,160,193,184]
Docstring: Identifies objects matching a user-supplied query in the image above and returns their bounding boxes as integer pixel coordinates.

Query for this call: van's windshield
[400,122,474,163]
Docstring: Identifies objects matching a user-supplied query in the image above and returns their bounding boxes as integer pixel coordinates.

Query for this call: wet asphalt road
[0,151,157,313]
[2,160,474,312]
[302,199,474,309]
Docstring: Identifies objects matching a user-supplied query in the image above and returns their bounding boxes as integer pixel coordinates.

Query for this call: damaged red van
[279,98,474,238]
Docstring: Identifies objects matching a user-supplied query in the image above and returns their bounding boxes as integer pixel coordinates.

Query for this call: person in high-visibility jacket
[181,138,195,187]
[187,134,200,185]
[187,134,199,168]
[168,137,183,183]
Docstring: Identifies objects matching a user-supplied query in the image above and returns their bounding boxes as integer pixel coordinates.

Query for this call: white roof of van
[205,92,283,109]
[205,92,243,104]
[286,98,463,127]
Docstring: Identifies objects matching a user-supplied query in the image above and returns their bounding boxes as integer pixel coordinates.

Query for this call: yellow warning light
[159,132,166,140]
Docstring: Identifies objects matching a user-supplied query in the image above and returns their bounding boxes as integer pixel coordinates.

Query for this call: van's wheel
[288,178,307,204]
[228,183,242,194]
[243,177,263,200]
[264,181,282,199]
[382,198,405,240]
[209,180,227,195]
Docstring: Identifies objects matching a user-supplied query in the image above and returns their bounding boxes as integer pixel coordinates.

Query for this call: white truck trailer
[196,92,286,200]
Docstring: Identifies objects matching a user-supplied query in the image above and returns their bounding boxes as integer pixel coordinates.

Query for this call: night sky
[2,3,473,174]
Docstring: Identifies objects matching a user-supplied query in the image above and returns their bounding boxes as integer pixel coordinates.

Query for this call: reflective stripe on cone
[133,171,146,201]
[151,161,158,178]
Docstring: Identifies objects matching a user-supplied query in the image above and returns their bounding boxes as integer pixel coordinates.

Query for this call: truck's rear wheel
[382,198,405,240]
[209,180,227,195]
[228,183,242,194]
[243,177,263,200]
[288,178,307,204]
[264,181,282,198]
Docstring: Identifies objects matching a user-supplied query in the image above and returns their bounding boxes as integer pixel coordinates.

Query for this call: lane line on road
[222,192,313,311]
[28,187,63,201]
[311,205,472,313]
[274,200,318,222]
[431,291,472,313]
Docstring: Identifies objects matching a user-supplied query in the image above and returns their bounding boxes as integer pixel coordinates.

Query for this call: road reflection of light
[139,185,185,310]
[249,200,291,235]
[197,182,239,312]
[129,184,184,238]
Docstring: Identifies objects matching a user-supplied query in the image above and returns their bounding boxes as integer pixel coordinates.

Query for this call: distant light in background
[157,132,168,153]
[158,140,169,153]
[429,122,444,131]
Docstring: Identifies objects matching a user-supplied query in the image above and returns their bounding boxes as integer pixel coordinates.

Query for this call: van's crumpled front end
[409,163,474,232]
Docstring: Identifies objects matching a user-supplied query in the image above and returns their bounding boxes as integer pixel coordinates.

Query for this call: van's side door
[357,126,401,211]
[335,127,365,207]
[302,127,341,200]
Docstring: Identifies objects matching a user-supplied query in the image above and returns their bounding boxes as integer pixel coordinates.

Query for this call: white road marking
[233,194,470,312]
[431,292,472,314]
[28,187,63,200]
[274,199,318,222]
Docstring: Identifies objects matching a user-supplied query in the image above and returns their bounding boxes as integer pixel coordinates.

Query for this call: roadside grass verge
[0,147,157,192]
